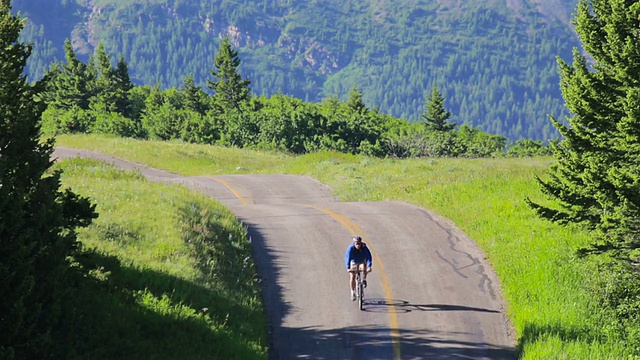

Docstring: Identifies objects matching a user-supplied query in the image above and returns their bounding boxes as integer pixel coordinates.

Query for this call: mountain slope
[14,0,580,141]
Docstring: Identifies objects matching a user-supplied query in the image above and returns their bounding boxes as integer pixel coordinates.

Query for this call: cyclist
[345,235,372,301]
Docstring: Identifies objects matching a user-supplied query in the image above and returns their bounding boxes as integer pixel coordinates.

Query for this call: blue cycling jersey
[345,242,373,269]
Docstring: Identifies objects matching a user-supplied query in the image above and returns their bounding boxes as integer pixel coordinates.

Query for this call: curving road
[53,147,515,360]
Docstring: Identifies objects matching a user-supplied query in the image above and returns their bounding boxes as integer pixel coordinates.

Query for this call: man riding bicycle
[345,236,372,301]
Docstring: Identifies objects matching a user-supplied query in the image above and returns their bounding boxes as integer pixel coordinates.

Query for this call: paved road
[53,147,515,360]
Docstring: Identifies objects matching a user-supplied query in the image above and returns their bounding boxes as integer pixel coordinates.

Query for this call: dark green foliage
[182,74,210,116]
[314,92,387,155]
[527,0,640,259]
[422,84,456,132]
[15,0,581,141]
[0,3,97,358]
[455,125,506,158]
[93,44,133,116]
[142,87,188,141]
[128,84,153,122]
[383,121,507,158]
[207,37,251,113]
[45,39,95,111]
[90,103,142,137]
[218,107,260,147]
[40,105,94,134]
[38,40,136,137]
[506,139,553,157]
[346,86,367,114]
[112,55,134,117]
[28,27,532,158]
[251,94,319,153]
[589,260,640,347]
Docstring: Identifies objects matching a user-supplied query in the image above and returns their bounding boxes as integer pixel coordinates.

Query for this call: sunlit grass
[56,134,290,175]
[55,134,636,359]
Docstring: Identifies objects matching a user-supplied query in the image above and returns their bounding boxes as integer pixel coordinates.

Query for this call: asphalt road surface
[53,147,516,360]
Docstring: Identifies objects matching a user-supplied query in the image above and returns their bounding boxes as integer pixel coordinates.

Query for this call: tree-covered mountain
[13,0,580,141]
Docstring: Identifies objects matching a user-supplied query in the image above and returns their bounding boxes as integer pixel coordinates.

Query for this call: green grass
[56,134,637,359]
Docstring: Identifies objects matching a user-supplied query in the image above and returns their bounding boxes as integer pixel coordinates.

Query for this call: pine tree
[422,84,456,132]
[93,42,132,116]
[113,55,134,116]
[47,39,95,111]
[0,2,97,357]
[207,37,251,112]
[182,74,209,115]
[346,86,367,114]
[527,0,640,258]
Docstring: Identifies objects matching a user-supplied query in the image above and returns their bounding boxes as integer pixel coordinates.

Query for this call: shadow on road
[241,219,294,360]
[277,324,515,360]
[362,298,501,314]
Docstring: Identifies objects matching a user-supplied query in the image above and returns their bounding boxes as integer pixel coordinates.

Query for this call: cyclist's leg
[359,263,367,280]
[349,271,356,291]
[349,262,358,290]
[349,262,358,300]
[357,262,368,288]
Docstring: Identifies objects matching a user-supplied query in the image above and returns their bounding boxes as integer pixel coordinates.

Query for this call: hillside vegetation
[36,34,549,159]
[14,0,580,141]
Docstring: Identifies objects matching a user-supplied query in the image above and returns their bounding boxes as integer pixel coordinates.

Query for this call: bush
[506,139,553,157]
[41,106,94,135]
[591,260,640,349]
[91,109,142,138]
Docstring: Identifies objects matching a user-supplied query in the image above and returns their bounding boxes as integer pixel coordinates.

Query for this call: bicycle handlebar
[347,268,372,273]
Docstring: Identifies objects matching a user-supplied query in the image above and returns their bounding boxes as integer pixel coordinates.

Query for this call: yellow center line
[306,205,401,360]
[207,176,250,205]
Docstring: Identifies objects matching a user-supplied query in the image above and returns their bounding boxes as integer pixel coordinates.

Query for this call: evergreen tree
[0,2,97,358]
[422,84,456,132]
[527,0,640,258]
[182,74,209,115]
[207,37,251,112]
[95,42,114,84]
[346,86,367,114]
[113,55,134,116]
[93,42,132,116]
[47,39,95,111]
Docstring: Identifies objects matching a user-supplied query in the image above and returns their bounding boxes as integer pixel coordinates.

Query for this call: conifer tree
[93,42,132,116]
[182,74,209,115]
[113,55,134,116]
[422,84,456,132]
[47,39,95,111]
[527,0,640,258]
[346,86,367,114]
[0,2,97,357]
[207,37,251,112]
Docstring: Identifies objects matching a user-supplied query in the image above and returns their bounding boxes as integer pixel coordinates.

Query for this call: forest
[13,0,581,142]
[36,37,549,158]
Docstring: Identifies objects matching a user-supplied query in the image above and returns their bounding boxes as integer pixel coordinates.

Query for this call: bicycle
[349,264,370,311]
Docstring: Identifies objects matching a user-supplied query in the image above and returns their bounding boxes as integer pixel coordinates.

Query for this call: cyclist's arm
[345,246,352,269]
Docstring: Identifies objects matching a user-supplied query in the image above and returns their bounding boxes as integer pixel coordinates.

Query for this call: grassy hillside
[15,0,580,141]
[54,156,267,359]
[56,134,636,359]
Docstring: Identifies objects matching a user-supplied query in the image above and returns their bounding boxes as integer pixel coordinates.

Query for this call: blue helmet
[353,235,362,242]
